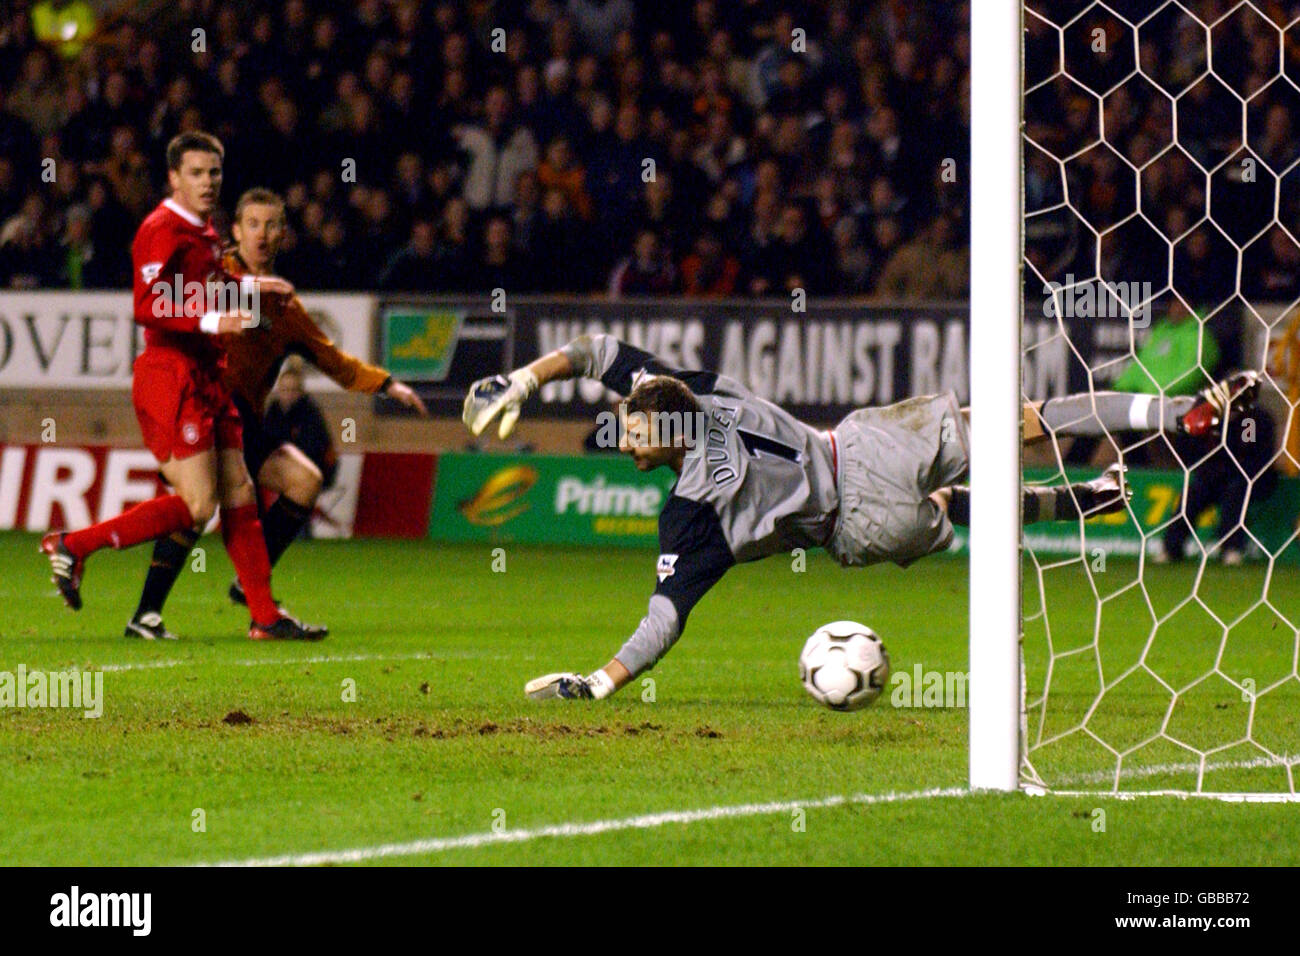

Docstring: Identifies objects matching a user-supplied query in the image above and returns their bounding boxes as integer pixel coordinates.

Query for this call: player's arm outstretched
[277,292,428,413]
[462,349,569,438]
[524,494,734,701]
[464,333,701,438]
[465,334,730,701]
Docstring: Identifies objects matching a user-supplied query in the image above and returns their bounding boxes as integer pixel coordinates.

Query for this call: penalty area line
[195,786,972,867]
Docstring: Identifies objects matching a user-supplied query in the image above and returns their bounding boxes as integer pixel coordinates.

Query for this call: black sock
[948,486,971,525]
[135,528,200,618]
[947,484,1106,527]
[261,497,312,567]
[1024,487,1053,522]
[1027,483,1106,522]
[949,486,1068,525]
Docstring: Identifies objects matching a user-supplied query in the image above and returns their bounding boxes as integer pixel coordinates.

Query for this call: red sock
[64,494,193,558]
[221,503,279,625]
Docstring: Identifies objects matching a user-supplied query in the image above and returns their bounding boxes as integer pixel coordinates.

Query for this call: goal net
[1018,0,1300,799]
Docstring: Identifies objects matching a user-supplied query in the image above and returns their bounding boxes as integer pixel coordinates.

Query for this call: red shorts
[132,348,243,463]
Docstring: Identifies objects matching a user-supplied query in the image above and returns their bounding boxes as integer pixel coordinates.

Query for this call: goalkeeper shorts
[827,391,971,568]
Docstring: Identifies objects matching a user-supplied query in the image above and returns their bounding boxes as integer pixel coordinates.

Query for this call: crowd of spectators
[0,0,971,299]
[1024,0,1300,316]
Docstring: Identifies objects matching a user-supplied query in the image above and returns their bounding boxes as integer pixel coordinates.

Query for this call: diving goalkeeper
[464,334,1258,701]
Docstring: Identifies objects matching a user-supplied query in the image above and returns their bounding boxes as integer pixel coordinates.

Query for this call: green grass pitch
[1,531,1296,866]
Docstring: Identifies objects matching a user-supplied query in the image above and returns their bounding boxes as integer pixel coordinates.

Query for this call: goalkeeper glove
[524,670,616,701]
[463,368,539,439]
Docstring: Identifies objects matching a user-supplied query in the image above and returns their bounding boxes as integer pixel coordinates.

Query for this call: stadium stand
[0,0,972,300]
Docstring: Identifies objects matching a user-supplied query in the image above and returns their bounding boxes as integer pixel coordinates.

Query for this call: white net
[1020,0,1300,797]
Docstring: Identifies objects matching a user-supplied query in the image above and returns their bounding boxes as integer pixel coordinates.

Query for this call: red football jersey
[131,198,228,363]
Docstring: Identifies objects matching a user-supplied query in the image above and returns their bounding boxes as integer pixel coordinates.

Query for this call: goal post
[1004,1,1299,801]
[969,0,1024,792]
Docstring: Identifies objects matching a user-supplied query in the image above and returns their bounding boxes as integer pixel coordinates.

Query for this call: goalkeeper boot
[124,611,178,641]
[40,532,85,611]
[248,612,328,642]
[1179,371,1260,437]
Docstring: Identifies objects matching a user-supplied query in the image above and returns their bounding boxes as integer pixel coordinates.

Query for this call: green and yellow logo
[458,465,538,526]
[383,308,463,379]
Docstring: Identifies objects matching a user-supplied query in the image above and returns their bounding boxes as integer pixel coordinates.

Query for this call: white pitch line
[196,752,1300,867]
[1055,754,1297,788]
[96,659,187,674]
[197,786,972,867]
[1043,790,1300,803]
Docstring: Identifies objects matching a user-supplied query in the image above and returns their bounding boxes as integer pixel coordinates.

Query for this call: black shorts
[233,395,281,481]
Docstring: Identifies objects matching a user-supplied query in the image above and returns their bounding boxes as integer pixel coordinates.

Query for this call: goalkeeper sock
[135,527,200,617]
[1024,486,1072,522]
[945,484,1110,526]
[261,496,312,567]
[1038,392,1195,436]
[947,487,971,525]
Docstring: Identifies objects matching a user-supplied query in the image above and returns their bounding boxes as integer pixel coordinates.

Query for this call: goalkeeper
[465,334,1258,701]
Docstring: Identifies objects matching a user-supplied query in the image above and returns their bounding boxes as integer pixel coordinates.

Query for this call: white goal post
[969,0,1024,791]
[972,0,1300,801]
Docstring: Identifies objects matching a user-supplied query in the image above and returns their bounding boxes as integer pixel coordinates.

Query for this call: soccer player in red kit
[40,131,324,641]
[121,186,427,640]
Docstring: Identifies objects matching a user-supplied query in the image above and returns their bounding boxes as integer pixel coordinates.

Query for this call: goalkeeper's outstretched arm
[462,348,575,439]
[464,334,691,439]
[524,490,733,701]
[522,591,682,701]
[523,595,686,701]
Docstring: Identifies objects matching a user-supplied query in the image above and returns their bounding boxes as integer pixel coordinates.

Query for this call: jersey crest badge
[656,553,678,582]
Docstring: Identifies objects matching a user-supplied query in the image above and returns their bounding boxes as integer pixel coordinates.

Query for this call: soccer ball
[798,621,890,711]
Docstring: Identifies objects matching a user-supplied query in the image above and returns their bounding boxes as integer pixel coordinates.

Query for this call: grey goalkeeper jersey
[560,334,839,677]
